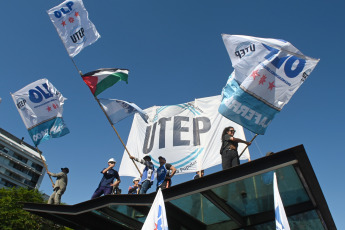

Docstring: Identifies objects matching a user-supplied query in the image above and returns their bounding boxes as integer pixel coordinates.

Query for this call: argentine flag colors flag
[219,34,319,134]
[274,172,291,230]
[142,188,168,230]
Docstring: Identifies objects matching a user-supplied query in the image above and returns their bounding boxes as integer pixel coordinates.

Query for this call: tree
[0,187,68,230]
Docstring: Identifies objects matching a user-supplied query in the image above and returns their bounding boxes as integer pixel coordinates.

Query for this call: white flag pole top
[119,95,250,178]
[274,172,291,230]
[11,79,69,146]
[141,188,168,230]
[47,0,100,57]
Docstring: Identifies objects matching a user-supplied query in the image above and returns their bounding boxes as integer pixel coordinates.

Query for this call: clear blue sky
[1,0,344,228]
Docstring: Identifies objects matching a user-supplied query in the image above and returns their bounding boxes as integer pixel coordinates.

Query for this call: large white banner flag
[11,79,69,146]
[274,172,291,230]
[119,95,249,177]
[142,188,168,230]
[219,34,319,134]
[47,0,100,57]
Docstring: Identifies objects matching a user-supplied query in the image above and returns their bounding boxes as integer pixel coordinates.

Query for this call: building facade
[0,128,46,189]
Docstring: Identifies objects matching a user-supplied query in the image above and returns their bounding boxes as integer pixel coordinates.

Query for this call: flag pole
[35,147,55,187]
[94,96,141,175]
[68,59,141,175]
[238,134,258,159]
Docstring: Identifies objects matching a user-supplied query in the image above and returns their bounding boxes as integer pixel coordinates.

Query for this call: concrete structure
[24,145,336,229]
[0,128,46,189]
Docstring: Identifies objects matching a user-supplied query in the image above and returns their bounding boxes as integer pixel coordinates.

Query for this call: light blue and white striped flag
[99,98,148,124]
[274,172,290,230]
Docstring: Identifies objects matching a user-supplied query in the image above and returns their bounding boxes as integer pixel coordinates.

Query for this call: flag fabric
[99,98,148,124]
[47,0,100,57]
[219,34,319,134]
[11,79,69,146]
[141,188,168,230]
[274,172,291,230]
[119,95,250,178]
[82,68,129,96]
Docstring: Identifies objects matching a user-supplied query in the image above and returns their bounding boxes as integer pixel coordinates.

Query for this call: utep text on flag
[11,79,70,146]
[99,98,148,124]
[82,68,129,96]
[47,0,100,57]
[274,172,291,230]
[141,188,168,230]
[219,34,319,134]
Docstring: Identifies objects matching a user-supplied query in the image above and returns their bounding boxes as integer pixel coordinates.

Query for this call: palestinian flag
[81,68,129,96]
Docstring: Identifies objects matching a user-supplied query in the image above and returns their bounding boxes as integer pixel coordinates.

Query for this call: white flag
[274,172,290,230]
[11,79,70,146]
[142,188,168,230]
[99,98,148,124]
[47,0,100,57]
[119,95,250,178]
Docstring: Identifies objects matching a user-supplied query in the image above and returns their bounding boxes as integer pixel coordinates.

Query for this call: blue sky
[1,0,344,228]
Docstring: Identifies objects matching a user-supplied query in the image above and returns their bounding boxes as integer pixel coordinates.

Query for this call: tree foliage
[0,187,67,230]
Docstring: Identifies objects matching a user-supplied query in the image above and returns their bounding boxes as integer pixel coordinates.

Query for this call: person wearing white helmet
[91,158,121,199]
[128,177,140,194]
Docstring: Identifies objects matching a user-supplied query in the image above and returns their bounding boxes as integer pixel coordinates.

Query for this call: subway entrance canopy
[23,145,336,230]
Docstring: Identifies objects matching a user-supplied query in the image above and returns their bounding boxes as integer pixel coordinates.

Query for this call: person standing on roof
[220,126,251,170]
[128,177,140,194]
[91,158,121,199]
[47,167,69,205]
[130,155,155,194]
[156,156,176,191]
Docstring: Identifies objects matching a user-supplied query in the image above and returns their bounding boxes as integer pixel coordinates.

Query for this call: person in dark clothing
[193,170,204,179]
[220,127,251,170]
[91,158,121,199]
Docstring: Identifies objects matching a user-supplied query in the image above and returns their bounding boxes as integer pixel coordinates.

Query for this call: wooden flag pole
[94,96,141,175]
[69,61,141,175]
[35,147,55,187]
[238,134,258,159]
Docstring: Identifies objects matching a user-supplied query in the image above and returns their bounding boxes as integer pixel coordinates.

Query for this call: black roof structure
[23,145,336,230]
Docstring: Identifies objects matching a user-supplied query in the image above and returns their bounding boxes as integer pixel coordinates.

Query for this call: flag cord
[239,134,258,159]
[94,96,142,175]
[36,147,55,187]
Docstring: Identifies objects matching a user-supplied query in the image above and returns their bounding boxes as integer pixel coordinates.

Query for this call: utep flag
[47,0,100,57]
[274,172,290,230]
[219,34,319,134]
[142,188,168,230]
[99,98,148,124]
[11,79,70,146]
[82,68,129,96]
[119,96,250,178]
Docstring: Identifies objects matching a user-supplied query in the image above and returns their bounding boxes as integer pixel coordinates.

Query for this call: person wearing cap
[47,167,69,205]
[130,155,155,194]
[128,177,140,194]
[156,156,176,190]
[91,158,121,199]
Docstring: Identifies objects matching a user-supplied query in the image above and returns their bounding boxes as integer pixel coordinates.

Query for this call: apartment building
[0,128,46,189]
